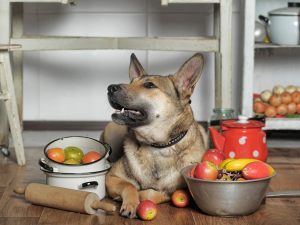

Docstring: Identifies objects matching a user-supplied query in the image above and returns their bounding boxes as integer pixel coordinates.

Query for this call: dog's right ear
[173,53,204,103]
[129,53,146,81]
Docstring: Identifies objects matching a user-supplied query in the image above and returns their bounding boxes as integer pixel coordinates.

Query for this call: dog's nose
[108,84,121,93]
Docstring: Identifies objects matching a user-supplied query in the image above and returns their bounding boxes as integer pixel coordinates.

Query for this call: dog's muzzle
[107,84,148,127]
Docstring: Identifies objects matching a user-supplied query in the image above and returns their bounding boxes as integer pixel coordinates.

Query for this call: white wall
[23,0,243,122]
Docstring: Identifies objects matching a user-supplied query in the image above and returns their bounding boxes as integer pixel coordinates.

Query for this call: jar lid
[269,3,300,16]
[222,115,265,129]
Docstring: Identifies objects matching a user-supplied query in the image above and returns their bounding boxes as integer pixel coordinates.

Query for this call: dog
[102,53,208,218]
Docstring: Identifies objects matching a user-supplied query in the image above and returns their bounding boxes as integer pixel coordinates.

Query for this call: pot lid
[222,116,265,129]
[269,3,300,16]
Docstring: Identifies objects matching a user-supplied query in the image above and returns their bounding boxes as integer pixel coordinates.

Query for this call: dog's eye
[143,82,156,89]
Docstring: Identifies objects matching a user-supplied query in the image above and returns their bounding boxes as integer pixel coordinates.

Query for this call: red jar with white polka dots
[209,116,268,161]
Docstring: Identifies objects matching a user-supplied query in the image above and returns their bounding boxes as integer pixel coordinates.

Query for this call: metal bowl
[181,165,275,217]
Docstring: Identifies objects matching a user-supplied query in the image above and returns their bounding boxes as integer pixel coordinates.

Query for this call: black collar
[150,130,188,148]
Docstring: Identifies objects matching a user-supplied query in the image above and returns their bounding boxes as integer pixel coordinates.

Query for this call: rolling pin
[14,183,116,214]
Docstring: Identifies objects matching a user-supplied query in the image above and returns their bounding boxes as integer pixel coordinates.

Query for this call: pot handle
[266,191,300,198]
[103,143,112,159]
[80,181,99,189]
[258,15,269,25]
[39,158,54,173]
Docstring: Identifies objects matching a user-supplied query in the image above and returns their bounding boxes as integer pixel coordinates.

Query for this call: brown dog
[102,53,207,218]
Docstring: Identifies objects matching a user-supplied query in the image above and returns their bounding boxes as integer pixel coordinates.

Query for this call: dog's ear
[173,53,204,102]
[129,53,146,81]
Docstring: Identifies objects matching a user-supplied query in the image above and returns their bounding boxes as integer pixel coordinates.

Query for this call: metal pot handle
[39,158,54,172]
[258,15,269,25]
[266,191,300,198]
[80,181,99,189]
[103,143,112,159]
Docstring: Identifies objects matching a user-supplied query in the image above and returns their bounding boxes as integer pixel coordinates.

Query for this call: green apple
[64,146,84,162]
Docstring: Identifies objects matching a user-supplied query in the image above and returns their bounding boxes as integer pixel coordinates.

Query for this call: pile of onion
[253,85,300,117]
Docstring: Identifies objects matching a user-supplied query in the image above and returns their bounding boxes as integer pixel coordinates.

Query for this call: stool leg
[0,52,25,165]
[0,104,9,155]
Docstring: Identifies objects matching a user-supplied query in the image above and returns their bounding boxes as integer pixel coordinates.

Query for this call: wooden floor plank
[0,217,40,225]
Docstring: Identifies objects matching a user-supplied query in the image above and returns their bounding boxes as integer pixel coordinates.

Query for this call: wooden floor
[0,147,300,225]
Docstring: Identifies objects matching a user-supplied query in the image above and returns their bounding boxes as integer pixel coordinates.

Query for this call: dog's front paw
[120,200,140,218]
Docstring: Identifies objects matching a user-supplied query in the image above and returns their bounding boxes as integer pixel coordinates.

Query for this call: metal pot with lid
[259,2,300,45]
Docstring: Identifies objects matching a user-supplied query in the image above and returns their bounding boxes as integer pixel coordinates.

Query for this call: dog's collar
[150,130,188,148]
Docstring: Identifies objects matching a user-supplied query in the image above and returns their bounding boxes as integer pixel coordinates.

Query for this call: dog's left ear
[173,53,204,102]
[129,53,146,81]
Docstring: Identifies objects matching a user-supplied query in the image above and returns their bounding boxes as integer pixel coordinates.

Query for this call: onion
[253,101,266,113]
[273,85,285,95]
[254,97,262,102]
[291,91,300,104]
[276,104,288,116]
[260,90,272,102]
[281,92,292,104]
[269,94,282,107]
[296,103,300,114]
[264,105,277,117]
[285,85,296,94]
[287,102,297,114]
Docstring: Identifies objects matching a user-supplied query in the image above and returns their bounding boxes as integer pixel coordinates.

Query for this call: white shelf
[242,0,300,130]
[255,43,300,49]
[11,36,219,52]
[10,0,69,3]
[161,0,220,5]
[264,118,300,130]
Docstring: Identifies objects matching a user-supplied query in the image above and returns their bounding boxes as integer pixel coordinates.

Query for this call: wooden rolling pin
[14,183,116,214]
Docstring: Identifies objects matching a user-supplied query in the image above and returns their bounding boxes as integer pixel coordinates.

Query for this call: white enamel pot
[41,163,110,199]
[39,136,112,198]
[259,3,300,45]
[39,136,111,174]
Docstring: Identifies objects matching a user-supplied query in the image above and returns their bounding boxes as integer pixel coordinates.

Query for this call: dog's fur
[102,53,207,218]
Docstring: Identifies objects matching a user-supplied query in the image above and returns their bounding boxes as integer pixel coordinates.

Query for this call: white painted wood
[8,1,233,124]
[255,43,300,49]
[0,52,26,165]
[162,0,220,5]
[11,36,219,52]
[0,92,9,101]
[264,118,300,130]
[214,4,221,108]
[242,0,300,130]
[161,0,169,6]
[12,3,24,127]
[118,37,218,52]
[0,0,11,152]
[241,0,256,117]
[219,0,232,109]
[10,0,69,3]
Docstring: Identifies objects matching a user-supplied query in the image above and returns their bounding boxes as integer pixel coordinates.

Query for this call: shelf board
[264,118,300,130]
[161,0,220,5]
[11,36,219,52]
[255,43,300,49]
[10,0,69,3]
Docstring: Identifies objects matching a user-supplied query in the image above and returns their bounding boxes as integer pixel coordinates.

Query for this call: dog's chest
[126,147,184,191]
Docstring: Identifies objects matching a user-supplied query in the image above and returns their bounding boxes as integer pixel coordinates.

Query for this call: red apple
[242,161,274,180]
[171,189,190,208]
[188,165,196,178]
[194,161,218,180]
[136,200,157,221]
[201,149,225,166]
